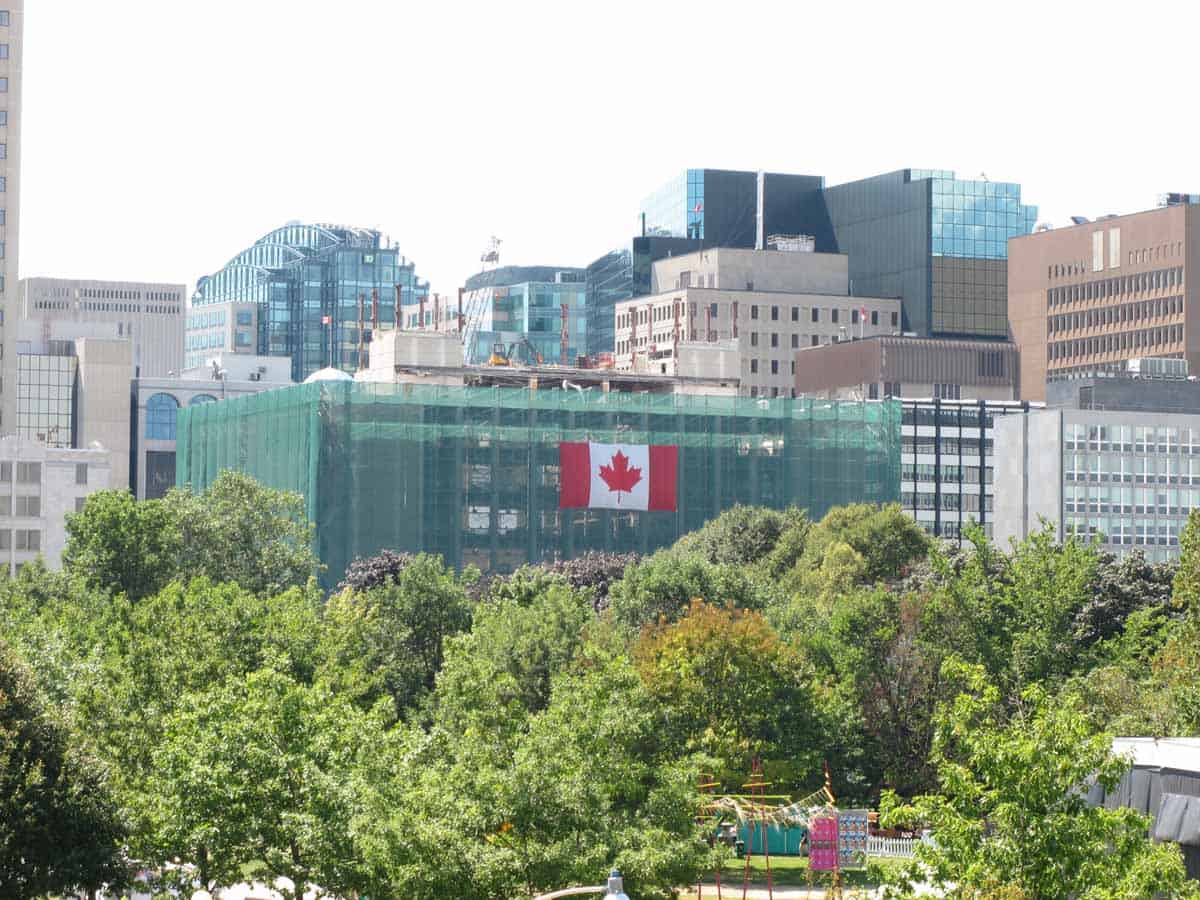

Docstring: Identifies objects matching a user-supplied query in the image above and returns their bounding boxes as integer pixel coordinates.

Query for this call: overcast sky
[18,0,1200,298]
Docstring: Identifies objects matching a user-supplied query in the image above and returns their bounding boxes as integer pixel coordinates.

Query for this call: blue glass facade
[820,169,1038,339]
[459,280,588,365]
[929,175,1038,260]
[191,223,428,382]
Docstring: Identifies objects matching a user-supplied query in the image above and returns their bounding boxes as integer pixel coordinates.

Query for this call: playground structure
[697,762,871,900]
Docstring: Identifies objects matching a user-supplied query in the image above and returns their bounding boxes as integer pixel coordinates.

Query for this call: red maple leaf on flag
[598,450,642,502]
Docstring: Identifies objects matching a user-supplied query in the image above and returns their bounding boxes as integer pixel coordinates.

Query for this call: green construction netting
[177,382,901,589]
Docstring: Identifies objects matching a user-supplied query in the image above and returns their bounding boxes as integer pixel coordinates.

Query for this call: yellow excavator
[487,338,544,366]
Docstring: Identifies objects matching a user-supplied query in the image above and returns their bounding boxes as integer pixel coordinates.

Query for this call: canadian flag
[559,442,678,511]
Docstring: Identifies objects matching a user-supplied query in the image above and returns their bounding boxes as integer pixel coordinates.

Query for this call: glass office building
[820,169,1038,339]
[638,169,825,248]
[16,353,76,448]
[458,278,588,365]
[191,223,428,382]
[176,381,901,589]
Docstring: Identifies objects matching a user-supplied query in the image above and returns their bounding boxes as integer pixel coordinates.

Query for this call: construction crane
[481,236,502,268]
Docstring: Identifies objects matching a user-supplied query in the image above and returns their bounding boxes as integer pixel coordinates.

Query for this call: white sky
[19,0,1200,298]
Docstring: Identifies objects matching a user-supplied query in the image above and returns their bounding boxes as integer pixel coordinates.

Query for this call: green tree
[320,554,473,720]
[65,471,322,598]
[435,573,591,718]
[1175,506,1200,623]
[800,503,929,584]
[170,470,321,595]
[143,668,373,899]
[63,490,181,601]
[0,639,128,899]
[607,550,769,630]
[633,599,826,789]
[881,661,1196,899]
[673,505,809,568]
[354,657,714,900]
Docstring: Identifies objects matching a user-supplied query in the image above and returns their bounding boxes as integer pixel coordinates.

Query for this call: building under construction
[175,375,902,589]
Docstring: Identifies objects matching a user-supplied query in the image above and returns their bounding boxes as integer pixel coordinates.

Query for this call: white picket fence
[867,835,919,858]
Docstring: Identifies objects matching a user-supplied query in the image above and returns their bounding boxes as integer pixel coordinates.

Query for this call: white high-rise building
[0,3,22,433]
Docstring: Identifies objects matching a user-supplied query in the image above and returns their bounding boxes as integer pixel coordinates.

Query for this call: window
[891,311,899,327]
[0,12,9,26]
[145,392,180,440]
[0,111,6,126]
[884,382,902,398]
[831,308,839,324]
[811,308,820,322]
[14,496,39,517]
[811,335,819,346]
[236,310,253,326]
[0,44,7,59]
[0,78,8,93]
[751,305,759,320]
[750,359,758,374]
[770,360,779,374]
[871,310,879,325]
[791,334,799,348]
[770,333,779,348]
[770,306,779,321]
[235,331,252,347]
[74,497,87,513]
[0,530,8,550]
[15,529,40,552]
[851,309,860,324]
[16,462,39,484]
[791,306,799,322]
[750,332,758,347]
[75,463,87,485]
[189,394,217,406]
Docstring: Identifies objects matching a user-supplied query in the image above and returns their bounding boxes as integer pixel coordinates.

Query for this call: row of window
[617,303,899,329]
[0,461,41,483]
[0,530,41,552]
[0,495,39,516]
[1065,453,1200,483]
[144,393,218,440]
[1066,517,1182,547]
[747,359,795,377]
[1049,240,1183,282]
[1065,424,1200,453]
[902,464,995,483]
[1049,325,1182,361]
[902,437,995,456]
[1048,294,1183,334]
[902,491,995,512]
[1065,485,1200,516]
[1047,266,1183,307]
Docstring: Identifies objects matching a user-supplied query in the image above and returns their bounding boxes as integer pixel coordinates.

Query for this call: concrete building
[899,398,1038,543]
[792,335,1019,401]
[133,354,292,499]
[357,328,740,396]
[1008,201,1197,401]
[0,435,110,575]
[0,4,23,434]
[994,370,1200,562]
[75,339,134,491]
[21,277,186,377]
[613,247,900,397]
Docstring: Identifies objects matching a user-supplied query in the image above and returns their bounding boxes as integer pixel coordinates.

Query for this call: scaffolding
[176,382,902,589]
